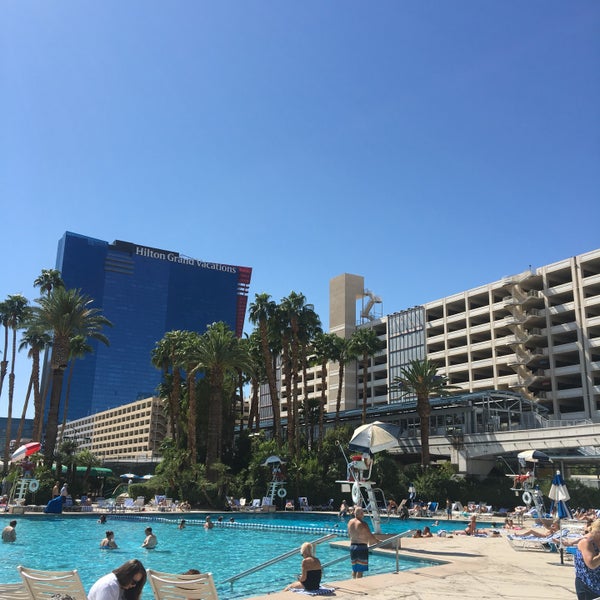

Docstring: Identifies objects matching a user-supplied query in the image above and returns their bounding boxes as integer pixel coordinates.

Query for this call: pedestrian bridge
[390,422,600,475]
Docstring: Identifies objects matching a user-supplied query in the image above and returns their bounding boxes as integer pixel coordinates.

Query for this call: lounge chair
[506,528,578,552]
[248,499,261,511]
[147,569,219,600]
[0,583,29,600]
[285,500,295,511]
[18,565,88,599]
[298,497,312,511]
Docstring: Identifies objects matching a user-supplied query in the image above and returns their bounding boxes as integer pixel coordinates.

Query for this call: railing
[221,533,337,587]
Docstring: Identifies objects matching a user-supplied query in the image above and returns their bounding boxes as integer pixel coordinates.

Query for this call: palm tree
[310,332,339,448]
[16,325,52,445]
[350,327,384,425]
[76,448,101,493]
[245,330,265,433]
[331,336,357,425]
[151,331,187,444]
[1,294,31,472]
[180,330,203,464]
[33,269,64,297]
[248,294,281,443]
[59,335,93,443]
[195,322,250,480]
[0,302,9,401]
[390,358,459,467]
[32,287,112,466]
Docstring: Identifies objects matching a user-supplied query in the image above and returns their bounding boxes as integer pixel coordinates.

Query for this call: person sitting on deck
[284,542,323,591]
[513,471,531,489]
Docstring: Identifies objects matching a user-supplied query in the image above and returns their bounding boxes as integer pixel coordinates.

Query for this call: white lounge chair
[18,565,87,599]
[148,569,219,600]
[0,583,29,600]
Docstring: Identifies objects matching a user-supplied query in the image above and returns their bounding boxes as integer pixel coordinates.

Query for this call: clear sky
[1,1,599,419]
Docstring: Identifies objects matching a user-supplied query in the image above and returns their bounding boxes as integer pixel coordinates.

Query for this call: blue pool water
[0,512,467,599]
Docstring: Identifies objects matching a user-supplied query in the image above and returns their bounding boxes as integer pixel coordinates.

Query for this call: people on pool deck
[462,515,478,535]
[60,482,68,501]
[100,530,118,549]
[574,518,600,599]
[88,559,147,600]
[513,520,560,538]
[204,516,214,529]
[52,481,60,498]
[347,507,379,579]
[284,542,323,591]
[141,526,158,548]
[339,499,349,517]
[2,520,17,543]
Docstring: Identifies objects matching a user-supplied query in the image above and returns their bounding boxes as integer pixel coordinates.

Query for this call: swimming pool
[0,512,464,599]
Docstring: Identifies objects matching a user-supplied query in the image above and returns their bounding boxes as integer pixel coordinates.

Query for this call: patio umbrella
[517,449,552,464]
[348,421,400,454]
[261,455,286,466]
[10,442,41,462]
[141,474,154,480]
[120,473,137,479]
[548,470,572,519]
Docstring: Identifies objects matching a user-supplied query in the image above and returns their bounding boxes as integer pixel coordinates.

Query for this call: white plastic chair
[147,569,219,600]
[18,565,87,599]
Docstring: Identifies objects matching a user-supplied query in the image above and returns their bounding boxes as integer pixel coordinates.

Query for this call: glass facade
[46,232,252,420]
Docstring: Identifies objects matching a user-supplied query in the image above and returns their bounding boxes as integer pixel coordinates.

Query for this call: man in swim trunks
[347,507,379,578]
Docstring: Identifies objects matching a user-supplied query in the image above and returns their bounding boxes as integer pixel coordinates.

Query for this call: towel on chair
[291,587,335,596]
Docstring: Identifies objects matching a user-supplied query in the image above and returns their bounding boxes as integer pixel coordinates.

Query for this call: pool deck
[249,535,577,600]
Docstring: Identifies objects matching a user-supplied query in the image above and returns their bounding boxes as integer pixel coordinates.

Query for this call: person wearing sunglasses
[88,559,146,600]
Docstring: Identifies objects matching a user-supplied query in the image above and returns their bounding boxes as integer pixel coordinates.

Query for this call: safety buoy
[28,479,39,492]
[522,491,533,505]
[352,482,362,505]
[277,487,287,498]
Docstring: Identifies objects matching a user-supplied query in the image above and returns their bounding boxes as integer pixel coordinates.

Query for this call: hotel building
[45,232,252,421]
[261,248,600,424]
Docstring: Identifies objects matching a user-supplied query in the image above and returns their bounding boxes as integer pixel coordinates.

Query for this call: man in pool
[2,520,17,543]
[142,526,158,549]
[347,507,379,578]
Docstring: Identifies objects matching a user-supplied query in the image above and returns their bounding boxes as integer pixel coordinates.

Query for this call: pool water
[0,512,466,599]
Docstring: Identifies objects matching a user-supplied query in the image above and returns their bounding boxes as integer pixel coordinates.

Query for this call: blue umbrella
[548,470,572,520]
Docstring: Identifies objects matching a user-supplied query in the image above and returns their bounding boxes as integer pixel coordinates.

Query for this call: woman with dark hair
[88,559,146,600]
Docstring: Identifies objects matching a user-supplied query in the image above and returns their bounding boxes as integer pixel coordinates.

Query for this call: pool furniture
[17,565,87,599]
[148,569,219,600]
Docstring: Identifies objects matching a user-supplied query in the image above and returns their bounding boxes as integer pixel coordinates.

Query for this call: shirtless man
[347,507,379,578]
[141,526,157,549]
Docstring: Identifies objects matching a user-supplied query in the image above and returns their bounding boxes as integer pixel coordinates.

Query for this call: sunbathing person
[513,520,560,538]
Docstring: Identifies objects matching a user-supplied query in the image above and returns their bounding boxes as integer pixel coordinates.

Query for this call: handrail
[320,531,413,569]
[221,533,337,586]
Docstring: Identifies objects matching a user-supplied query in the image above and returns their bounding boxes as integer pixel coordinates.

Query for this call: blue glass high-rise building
[47,231,252,421]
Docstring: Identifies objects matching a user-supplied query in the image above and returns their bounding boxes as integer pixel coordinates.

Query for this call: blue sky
[1,1,599,418]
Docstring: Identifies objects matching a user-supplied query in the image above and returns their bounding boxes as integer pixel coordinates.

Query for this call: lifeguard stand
[262,455,287,506]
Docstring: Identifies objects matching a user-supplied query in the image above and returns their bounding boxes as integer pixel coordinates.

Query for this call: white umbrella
[517,449,552,463]
[141,474,154,480]
[261,455,286,466]
[349,421,400,454]
[549,470,572,519]
[120,473,137,479]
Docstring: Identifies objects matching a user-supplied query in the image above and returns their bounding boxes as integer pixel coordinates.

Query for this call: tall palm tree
[248,294,281,443]
[1,294,31,472]
[32,287,112,466]
[180,330,203,464]
[195,322,250,480]
[331,336,357,426]
[59,335,93,443]
[0,302,9,401]
[310,332,339,448]
[151,331,187,444]
[76,448,101,493]
[390,358,459,467]
[350,327,384,425]
[17,325,52,444]
[245,330,265,433]
[33,269,64,297]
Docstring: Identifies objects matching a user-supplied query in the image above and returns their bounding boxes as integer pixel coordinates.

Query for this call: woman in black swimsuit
[284,542,323,591]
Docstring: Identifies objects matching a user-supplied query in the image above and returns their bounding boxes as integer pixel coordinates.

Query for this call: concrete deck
[250,535,577,600]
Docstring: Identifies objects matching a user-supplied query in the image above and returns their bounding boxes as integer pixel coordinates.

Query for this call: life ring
[28,479,39,492]
[277,487,287,498]
[522,491,533,505]
[352,482,362,505]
